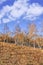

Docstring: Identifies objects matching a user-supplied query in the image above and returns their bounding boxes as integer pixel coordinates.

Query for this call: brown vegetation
[0,23,43,49]
[0,42,43,65]
[0,23,43,65]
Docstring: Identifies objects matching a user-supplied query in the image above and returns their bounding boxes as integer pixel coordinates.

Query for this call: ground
[0,42,43,65]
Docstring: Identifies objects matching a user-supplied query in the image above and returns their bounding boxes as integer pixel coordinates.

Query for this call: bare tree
[14,23,21,44]
[27,23,39,48]
[3,23,10,42]
[28,23,37,38]
[15,24,21,34]
[41,21,43,36]
[3,23,9,34]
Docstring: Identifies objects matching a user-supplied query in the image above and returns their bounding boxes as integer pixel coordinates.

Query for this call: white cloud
[0,0,6,4]
[0,0,43,23]
[2,18,10,23]
[0,5,12,19]
[10,0,28,18]
[0,0,28,23]
[24,3,43,20]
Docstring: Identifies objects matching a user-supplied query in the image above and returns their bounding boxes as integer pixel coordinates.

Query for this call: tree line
[0,23,43,49]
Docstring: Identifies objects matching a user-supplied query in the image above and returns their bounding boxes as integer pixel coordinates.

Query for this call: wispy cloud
[2,18,10,23]
[24,3,43,20]
[0,0,29,23]
[0,0,43,23]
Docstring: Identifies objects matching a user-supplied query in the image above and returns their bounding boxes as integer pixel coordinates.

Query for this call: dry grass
[0,42,43,65]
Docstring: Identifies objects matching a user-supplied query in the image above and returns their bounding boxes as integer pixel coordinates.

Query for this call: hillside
[0,42,43,65]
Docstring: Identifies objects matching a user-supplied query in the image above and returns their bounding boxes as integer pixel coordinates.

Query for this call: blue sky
[0,0,43,34]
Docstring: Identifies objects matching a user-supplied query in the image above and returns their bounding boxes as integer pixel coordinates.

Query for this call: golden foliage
[0,23,43,49]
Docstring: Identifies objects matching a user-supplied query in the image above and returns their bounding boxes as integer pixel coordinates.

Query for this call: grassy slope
[0,42,43,65]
